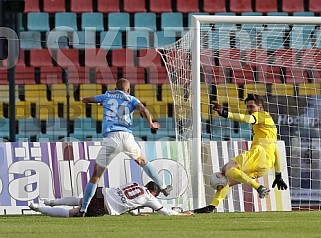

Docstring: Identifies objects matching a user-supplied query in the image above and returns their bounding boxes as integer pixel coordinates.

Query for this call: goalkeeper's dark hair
[245,94,265,110]
[145,181,161,197]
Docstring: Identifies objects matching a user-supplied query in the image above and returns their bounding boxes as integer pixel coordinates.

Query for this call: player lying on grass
[194,94,288,213]
[29,181,193,217]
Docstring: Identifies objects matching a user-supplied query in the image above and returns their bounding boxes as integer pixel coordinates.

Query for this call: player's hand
[179,210,194,216]
[272,172,288,190]
[212,103,228,118]
[150,122,160,130]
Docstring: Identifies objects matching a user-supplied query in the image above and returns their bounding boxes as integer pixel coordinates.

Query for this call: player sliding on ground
[29,181,193,217]
[194,94,288,213]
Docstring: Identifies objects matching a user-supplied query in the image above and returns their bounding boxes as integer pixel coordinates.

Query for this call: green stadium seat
[27,13,50,32]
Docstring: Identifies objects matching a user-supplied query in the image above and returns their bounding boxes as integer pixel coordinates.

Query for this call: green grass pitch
[0,211,321,238]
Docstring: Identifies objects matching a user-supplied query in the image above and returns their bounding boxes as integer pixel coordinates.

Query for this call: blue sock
[80,182,97,212]
[143,162,165,189]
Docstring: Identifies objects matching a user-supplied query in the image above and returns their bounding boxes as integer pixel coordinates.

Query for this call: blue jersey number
[106,99,130,124]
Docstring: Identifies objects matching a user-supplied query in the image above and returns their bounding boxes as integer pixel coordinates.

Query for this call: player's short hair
[116,78,129,91]
[245,94,265,109]
[145,181,161,197]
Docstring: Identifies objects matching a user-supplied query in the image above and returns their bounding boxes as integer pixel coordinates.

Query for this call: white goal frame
[191,16,321,209]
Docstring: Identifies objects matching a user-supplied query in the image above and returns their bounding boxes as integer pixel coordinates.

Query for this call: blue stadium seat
[211,117,233,140]
[261,30,285,50]
[108,13,130,32]
[188,12,209,28]
[46,31,69,49]
[81,13,104,31]
[69,118,98,141]
[231,122,252,140]
[20,31,42,49]
[210,30,231,50]
[266,12,290,30]
[18,118,41,135]
[100,31,122,49]
[46,118,68,140]
[0,118,9,139]
[214,12,237,30]
[161,13,184,32]
[72,31,96,49]
[27,13,50,32]
[55,13,77,31]
[154,31,176,47]
[134,13,157,32]
[290,28,313,49]
[241,12,263,30]
[127,30,151,49]
[315,30,321,48]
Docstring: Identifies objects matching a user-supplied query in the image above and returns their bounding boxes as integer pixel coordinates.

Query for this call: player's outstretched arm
[82,96,96,104]
[135,103,160,130]
[212,103,255,124]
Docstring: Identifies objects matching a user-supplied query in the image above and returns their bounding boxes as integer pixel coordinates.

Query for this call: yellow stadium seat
[91,103,103,121]
[243,83,267,99]
[134,84,158,103]
[229,100,247,114]
[161,84,173,104]
[0,102,3,117]
[201,103,211,120]
[145,102,169,118]
[15,101,32,119]
[50,84,75,102]
[24,85,48,102]
[65,101,87,119]
[107,84,116,91]
[79,84,102,99]
[298,83,321,96]
[34,101,60,120]
[0,85,19,102]
[271,84,294,96]
[216,83,239,104]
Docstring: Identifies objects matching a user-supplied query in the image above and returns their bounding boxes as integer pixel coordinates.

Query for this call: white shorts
[95,131,141,168]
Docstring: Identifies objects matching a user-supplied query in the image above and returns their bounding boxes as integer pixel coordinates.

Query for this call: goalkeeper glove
[272,172,288,190]
[212,103,228,118]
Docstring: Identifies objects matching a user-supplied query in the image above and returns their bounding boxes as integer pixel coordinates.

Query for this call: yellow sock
[210,184,229,207]
[225,167,260,190]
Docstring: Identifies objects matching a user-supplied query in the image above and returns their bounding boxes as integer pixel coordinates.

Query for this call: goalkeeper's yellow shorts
[233,145,274,179]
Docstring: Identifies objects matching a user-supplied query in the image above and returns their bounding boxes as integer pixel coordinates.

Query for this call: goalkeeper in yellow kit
[194,94,288,213]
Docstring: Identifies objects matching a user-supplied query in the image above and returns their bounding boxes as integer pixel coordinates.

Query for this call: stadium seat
[66,67,91,84]
[211,66,226,85]
[79,84,102,99]
[257,65,283,84]
[290,28,313,49]
[231,66,255,85]
[219,49,242,68]
[123,0,146,13]
[200,49,215,72]
[188,12,209,28]
[34,101,60,120]
[216,84,239,105]
[30,49,53,67]
[24,85,48,103]
[149,0,172,13]
[285,68,308,84]
[50,84,75,103]
[282,0,304,13]
[97,0,120,13]
[145,102,169,118]
[27,13,50,32]
[242,83,266,99]
[72,118,97,134]
[311,70,321,83]
[0,118,9,138]
[67,101,87,119]
[138,49,162,68]
[18,118,41,137]
[214,12,237,30]
[0,85,19,102]
[154,31,176,47]
[72,31,96,49]
[55,49,80,67]
[20,31,42,49]
[134,84,158,103]
[123,67,145,84]
[127,30,151,49]
[309,0,321,13]
[81,13,104,31]
[266,12,290,30]
[240,12,263,30]
[161,84,173,103]
[24,0,40,12]
[108,13,130,32]
[70,0,92,13]
[148,67,168,84]
[203,0,226,13]
[271,84,294,96]
[301,49,321,69]
[1,50,25,68]
[176,0,199,13]
[261,30,285,50]
[40,67,63,84]
[95,67,118,84]
[255,0,277,13]
[100,30,122,49]
[55,13,77,31]
[298,83,321,96]
[84,48,108,67]
[134,13,157,32]
[274,49,297,67]
[161,13,184,32]
[46,31,69,49]
[245,49,268,67]
[15,67,35,85]
[293,12,315,17]
[91,103,103,121]
[111,49,135,67]
[15,101,32,120]
[46,118,67,138]
[230,0,252,13]
[43,0,65,13]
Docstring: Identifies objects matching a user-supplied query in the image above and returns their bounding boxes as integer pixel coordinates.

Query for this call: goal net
[157,16,321,211]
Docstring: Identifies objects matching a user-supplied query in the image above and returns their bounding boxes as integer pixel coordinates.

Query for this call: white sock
[38,207,70,217]
[51,197,81,206]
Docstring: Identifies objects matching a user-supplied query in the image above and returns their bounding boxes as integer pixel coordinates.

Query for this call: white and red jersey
[102,182,178,216]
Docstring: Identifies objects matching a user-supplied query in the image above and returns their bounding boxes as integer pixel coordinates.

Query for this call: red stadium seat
[230,0,252,13]
[274,49,297,67]
[43,0,65,13]
[123,0,146,13]
[0,68,8,83]
[285,68,308,84]
[201,49,216,72]
[40,66,63,84]
[176,0,199,13]
[231,66,255,85]
[148,67,168,84]
[85,49,108,67]
[95,67,118,84]
[24,0,39,12]
[245,49,268,67]
[255,0,277,13]
[15,66,35,84]
[70,0,92,13]
[211,66,226,84]
[66,67,91,84]
[219,49,242,68]
[203,0,226,13]
[30,49,53,67]
[282,0,304,13]
[123,67,145,84]
[301,49,321,69]
[55,49,80,67]
[138,49,162,68]
[257,65,282,84]
[16,50,26,67]
[149,0,172,13]
[97,0,120,13]
[111,49,135,67]
[309,0,321,13]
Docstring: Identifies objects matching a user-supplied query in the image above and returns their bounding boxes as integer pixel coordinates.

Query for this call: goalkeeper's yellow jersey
[251,111,277,147]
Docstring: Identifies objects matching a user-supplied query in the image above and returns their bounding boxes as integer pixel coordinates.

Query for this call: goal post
[158,15,321,211]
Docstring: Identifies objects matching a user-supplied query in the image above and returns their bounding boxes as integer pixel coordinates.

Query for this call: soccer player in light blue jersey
[77,78,172,217]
